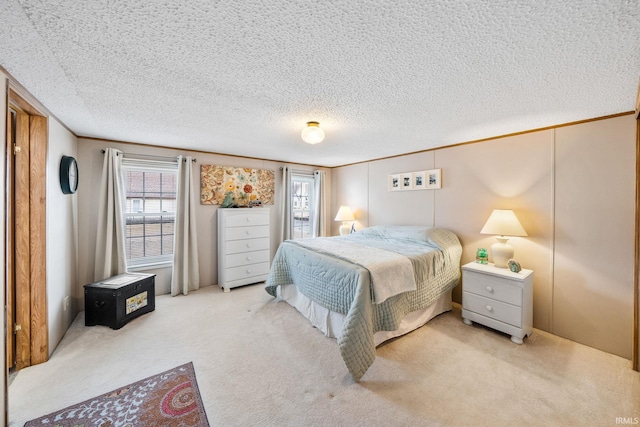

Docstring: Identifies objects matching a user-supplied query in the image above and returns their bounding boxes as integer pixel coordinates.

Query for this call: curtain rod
[279,167,315,174]
[101,149,196,162]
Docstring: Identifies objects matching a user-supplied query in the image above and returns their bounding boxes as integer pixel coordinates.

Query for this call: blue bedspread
[265,225,462,381]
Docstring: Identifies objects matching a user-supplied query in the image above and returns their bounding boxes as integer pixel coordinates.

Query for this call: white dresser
[461,262,533,344]
[217,208,270,292]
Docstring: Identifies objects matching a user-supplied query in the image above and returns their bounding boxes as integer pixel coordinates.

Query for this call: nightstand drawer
[463,270,522,306]
[463,292,522,327]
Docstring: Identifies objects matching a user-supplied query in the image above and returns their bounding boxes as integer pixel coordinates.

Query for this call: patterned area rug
[25,362,209,427]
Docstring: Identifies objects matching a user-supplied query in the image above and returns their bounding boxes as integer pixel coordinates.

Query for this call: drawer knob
[246,217,251,222]
[246,269,252,274]
[246,243,252,248]
[485,286,494,293]
[245,230,251,235]
[246,256,252,261]
[485,305,493,312]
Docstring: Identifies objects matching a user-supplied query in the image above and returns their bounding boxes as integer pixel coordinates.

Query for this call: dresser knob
[485,286,494,293]
[246,269,252,274]
[246,217,251,222]
[485,305,493,312]
[245,230,251,235]
[246,256,252,261]
[246,243,252,248]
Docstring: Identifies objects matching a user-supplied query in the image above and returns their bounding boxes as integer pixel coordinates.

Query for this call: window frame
[121,158,178,269]
[290,173,316,240]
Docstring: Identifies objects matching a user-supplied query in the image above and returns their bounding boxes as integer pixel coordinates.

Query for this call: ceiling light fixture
[301,121,325,144]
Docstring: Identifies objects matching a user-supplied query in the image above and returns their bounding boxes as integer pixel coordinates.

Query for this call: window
[121,158,178,267]
[291,174,315,239]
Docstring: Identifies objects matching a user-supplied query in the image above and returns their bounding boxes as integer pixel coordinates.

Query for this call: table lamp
[335,206,355,236]
[480,209,527,268]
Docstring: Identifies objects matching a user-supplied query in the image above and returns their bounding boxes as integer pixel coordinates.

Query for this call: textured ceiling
[0,1,638,167]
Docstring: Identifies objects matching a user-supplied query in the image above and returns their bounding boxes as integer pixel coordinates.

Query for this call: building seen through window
[291,174,314,239]
[122,164,177,267]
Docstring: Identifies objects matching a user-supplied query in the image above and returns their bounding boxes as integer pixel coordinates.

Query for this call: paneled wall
[553,118,635,357]
[332,114,635,359]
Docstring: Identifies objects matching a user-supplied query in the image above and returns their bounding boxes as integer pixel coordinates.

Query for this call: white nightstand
[461,262,533,344]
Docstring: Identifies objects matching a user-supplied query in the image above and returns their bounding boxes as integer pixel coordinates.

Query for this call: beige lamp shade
[335,206,355,235]
[480,209,527,237]
[480,209,527,268]
[334,206,355,222]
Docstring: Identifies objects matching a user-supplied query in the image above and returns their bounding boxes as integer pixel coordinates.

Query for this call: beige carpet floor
[9,284,640,426]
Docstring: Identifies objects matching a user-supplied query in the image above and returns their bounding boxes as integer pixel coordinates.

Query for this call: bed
[265,225,462,381]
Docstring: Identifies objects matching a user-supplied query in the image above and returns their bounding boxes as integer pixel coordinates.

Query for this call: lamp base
[339,222,351,236]
[491,237,514,268]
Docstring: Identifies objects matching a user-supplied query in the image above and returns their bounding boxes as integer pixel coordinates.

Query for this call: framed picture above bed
[413,171,426,190]
[425,168,442,189]
[388,174,401,191]
[389,169,442,191]
[401,173,413,190]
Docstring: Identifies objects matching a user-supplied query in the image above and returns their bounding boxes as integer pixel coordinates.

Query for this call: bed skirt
[277,283,452,347]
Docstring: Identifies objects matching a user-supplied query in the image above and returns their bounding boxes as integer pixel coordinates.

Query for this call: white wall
[77,138,330,302]
[332,115,636,359]
[46,119,79,353]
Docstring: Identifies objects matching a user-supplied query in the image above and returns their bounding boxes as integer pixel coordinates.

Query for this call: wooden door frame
[634,79,640,371]
[6,86,48,369]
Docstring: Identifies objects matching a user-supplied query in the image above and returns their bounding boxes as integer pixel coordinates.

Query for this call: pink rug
[25,362,209,427]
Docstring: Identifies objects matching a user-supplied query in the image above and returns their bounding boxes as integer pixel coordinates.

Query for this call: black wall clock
[59,155,78,194]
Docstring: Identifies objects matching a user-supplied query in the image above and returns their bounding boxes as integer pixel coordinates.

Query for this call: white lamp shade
[335,206,355,236]
[480,209,527,237]
[301,121,325,144]
[334,206,355,221]
[480,209,527,268]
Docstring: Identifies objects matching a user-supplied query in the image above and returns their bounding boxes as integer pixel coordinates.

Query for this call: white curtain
[171,156,200,296]
[94,148,127,281]
[279,166,292,244]
[311,170,327,237]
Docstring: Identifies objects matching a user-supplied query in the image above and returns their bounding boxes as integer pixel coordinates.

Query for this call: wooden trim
[13,110,30,370]
[634,112,639,371]
[6,108,14,370]
[635,78,640,371]
[80,136,326,169]
[635,78,640,119]
[29,115,48,364]
[2,65,74,136]
[335,111,636,168]
[8,89,44,118]
[7,88,49,369]
[82,112,634,170]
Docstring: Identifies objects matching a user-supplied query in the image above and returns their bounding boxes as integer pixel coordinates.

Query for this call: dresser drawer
[225,212,269,227]
[226,249,270,268]
[463,270,522,306]
[225,237,270,255]
[463,292,522,327]
[225,225,269,241]
[225,262,270,282]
